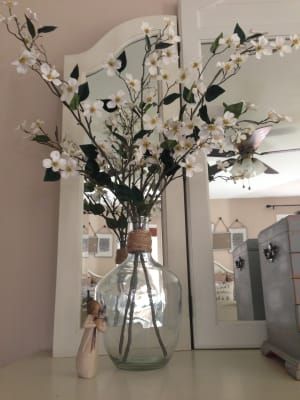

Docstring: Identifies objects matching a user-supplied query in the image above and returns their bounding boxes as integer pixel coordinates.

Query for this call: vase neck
[128,216,152,254]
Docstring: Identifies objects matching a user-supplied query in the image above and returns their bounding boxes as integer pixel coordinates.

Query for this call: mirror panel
[201,42,300,322]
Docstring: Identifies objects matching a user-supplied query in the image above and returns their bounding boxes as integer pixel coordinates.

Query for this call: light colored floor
[1,350,300,400]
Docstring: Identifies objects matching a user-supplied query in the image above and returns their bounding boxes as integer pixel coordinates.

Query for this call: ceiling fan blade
[207,149,236,158]
[239,126,272,152]
[258,148,300,156]
[260,161,279,174]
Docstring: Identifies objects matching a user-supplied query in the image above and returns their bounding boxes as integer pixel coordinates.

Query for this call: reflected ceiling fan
[208,126,300,183]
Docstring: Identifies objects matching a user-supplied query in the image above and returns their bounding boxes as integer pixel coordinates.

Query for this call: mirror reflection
[80,39,163,324]
[200,42,300,321]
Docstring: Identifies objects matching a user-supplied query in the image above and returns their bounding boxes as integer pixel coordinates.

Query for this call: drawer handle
[235,257,245,269]
[264,243,278,262]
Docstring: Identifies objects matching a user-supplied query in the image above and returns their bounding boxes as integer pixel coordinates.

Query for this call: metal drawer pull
[264,243,278,262]
[235,256,245,269]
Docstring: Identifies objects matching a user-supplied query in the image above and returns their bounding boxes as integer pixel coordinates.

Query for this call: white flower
[174,138,195,158]
[26,8,38,21]
[161,46,178,64]
[164,119,184,140]
[202,122,224,141]
[271,36,292,57]
[219,34,240,48]
[158,69,171,81]
[145,52,161,76]
[61,158,78,178]
[30,119,44,134]
[136,136,153,152]
[42,151,66,172]
[268,110,292,123]
[290,34,300,50]
[107,90,126,109]
[61,138,82,157]
[144,91,156,104]
[179,155,202,178]
[177,68,190,84]
[230,53,248,65]
[141,21,152,35]
[243,101,256,111]
[216,111,237,128]
[125,73,140,92]
[12,49,37,74]
[164,26,180,44]
[182,117,201,134]
[251,36,272,59]
[217,60,235,74]
[191,60,202,71]
[192,81,207,100]
[83,100,103,118]
[60,78,78,103]
[40,63,61,86]
[231,158,267,179]
[2,1,18,7]
[216,160,230,171]
[231,130,247,144]
[143,113,162,131]
[163,17,175,28]
[103,53,121,77]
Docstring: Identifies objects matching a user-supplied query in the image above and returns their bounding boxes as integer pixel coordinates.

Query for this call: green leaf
[90,203,105,215]
[114,184,134,202]
[80,144,98,159]
[117,215,128,229]
[133,129,151,141]
[163,93,180,105]
[44,168,60,182]
[131,186,144,203]
[223,101,244,118]
[155,42,174,49]
[117,51,127,73]
[160,149,180,177]
[25,15,36,39]
[198,105,211,124]
[145,35,151,51]
[234,23,246,44]
[32,135,50,143]
[102,99,117,113]
[69,93,80,110]
[78,82,90,102]
[111,131,128,146]
[106,218,119,230]
[183,87,195,104]
[70,64,79,80]
[85,159,99,177]
[37,26,57,34]
[205,85,225,102]
[94,172,112,187]
[161,139,177,150]
[84,181,96,193]
[210,32,223,54]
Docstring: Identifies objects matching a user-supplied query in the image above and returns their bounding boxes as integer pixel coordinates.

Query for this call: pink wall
[0,0,177,367]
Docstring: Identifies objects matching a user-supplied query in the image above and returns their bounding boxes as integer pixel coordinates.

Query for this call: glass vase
[95,217,182,370]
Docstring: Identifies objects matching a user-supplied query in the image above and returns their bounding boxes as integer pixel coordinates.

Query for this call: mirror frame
[179,0,300,348]
[53,15,191,357]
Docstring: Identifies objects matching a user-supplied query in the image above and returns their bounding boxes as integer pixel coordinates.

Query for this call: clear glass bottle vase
[96,217,182,370]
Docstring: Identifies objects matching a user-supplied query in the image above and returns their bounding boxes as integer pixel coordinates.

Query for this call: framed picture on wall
[95,233,113,257]
[82,234,90,258]
[229,227,247,252]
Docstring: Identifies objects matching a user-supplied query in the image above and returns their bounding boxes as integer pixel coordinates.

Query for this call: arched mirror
[53,15,191,357]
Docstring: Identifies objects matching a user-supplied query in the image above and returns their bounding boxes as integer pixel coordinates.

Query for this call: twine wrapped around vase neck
[127,229,152,253]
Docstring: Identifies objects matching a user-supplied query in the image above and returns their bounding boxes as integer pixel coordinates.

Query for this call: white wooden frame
[179,0,300,348]
[53,15,191,357]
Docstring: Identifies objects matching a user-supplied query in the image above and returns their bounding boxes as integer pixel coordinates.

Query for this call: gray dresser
[233,239,265,321]
[258,215,300,379]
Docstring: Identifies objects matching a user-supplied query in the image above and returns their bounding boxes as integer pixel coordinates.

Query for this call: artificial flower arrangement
[1,1,298,370]
[1,1,296,251]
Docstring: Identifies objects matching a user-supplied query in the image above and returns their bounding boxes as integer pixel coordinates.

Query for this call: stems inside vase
[118,252,168,363]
